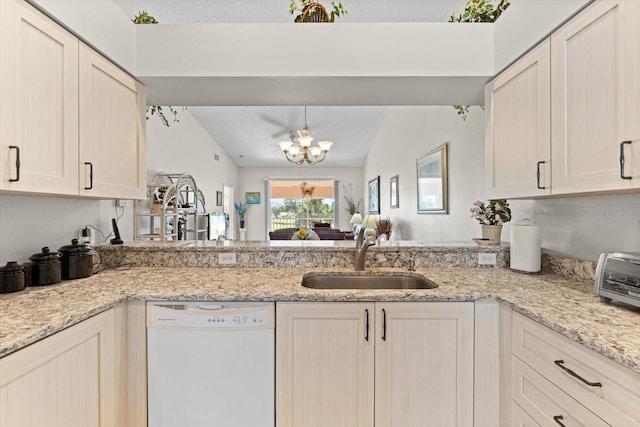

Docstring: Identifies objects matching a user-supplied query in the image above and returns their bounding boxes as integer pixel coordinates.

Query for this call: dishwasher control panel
[147,302,275,330]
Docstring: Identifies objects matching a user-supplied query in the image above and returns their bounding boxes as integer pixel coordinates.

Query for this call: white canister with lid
[510,221,541,272]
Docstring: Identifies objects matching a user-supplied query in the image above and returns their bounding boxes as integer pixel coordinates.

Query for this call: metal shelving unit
[135,172,207,242]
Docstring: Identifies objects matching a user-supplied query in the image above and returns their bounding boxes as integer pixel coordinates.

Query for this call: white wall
[146,109,240,217]
[31,0,137,72]
[493,0,590,72]
[520,194,640,262]
[237,167,363,241]
[363,106,493,241]
[0,195,130,263]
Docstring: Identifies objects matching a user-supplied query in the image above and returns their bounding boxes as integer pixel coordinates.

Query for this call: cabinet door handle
[382,308,387,341]
[9,145,20,182]
[536,161,546,189]
[84,162,93,190]
[553,415,566,426]
[365,309,369,341]
[554,360,602,387]
[620,141,632,180]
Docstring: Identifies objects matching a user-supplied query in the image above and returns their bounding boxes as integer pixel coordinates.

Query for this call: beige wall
[362,106,492,241]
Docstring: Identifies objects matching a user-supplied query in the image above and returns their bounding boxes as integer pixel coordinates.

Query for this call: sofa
[269,227,346,240]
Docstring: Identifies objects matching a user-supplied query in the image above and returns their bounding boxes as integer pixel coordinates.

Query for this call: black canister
[0,261,27,293]
[59,239,93,280]
[28,247,62,286]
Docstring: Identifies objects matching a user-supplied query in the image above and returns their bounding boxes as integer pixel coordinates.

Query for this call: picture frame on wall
[245,192,261,204]
[390,175,399,209]
[216,191,223,206]
[416,143,448,214]
[368,176,380,214]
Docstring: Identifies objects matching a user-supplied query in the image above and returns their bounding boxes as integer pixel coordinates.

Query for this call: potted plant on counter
[470,199,511,244]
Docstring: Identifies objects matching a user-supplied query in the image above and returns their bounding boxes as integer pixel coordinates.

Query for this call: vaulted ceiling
[134,0,466,168]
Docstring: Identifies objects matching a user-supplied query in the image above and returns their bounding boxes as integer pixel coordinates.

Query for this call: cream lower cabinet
[509,312,640,427]
[0,305,126,427]
[0,0,79,196]
[276,302,474,427]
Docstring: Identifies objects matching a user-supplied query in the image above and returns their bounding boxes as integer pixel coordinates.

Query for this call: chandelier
[278,107,333,165]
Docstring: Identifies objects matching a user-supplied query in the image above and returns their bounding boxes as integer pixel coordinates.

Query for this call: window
[269,180,336,231]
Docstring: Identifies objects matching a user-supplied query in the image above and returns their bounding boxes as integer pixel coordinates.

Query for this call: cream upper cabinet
[0,0,79,195]
[79,43,146,199]
[551,0,640,194]
[485,38,551,199]
[0,305,126,427]
[375,302,474,427]
[276,302,474,427]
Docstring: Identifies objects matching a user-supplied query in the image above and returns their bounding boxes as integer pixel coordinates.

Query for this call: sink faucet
[355,227,375,271]
[216,235,228,246]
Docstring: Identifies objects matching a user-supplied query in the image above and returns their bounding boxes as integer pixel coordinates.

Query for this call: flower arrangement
[289,0,348,23]
[342,183,362,215]
[470,199,511,226]
[293,227,318,240]
[234,202,249,220]
[376,217,393,239]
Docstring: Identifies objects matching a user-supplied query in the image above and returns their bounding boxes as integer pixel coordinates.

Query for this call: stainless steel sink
[301,272,438,290]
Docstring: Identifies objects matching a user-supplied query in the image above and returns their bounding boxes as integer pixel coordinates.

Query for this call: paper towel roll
[510,224,541,272]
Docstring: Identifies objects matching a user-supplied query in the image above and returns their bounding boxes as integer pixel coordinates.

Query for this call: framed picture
[390,175,399,209]
[416,143,448,214]
[216,191,223,206]
[245,192,261,204]
[368,176,380,214]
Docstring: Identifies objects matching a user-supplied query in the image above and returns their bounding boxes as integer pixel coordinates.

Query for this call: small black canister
[29,247,62,286]
[0,261,27,293]
[59,239,93,280]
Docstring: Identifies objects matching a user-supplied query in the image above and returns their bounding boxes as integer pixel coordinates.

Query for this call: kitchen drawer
[512,402,543,427]
[512,312,640,426]
[512,356,610,426]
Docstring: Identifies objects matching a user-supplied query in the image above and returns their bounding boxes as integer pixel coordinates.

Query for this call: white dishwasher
[146,301,275,427]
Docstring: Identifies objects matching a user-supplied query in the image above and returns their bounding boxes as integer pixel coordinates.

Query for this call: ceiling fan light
[310,146,322,158]
[317,140,333,152]
[298,135,313,147]
[278,140,292,152]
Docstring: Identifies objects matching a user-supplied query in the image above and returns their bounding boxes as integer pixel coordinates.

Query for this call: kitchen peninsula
[1,242,639,427]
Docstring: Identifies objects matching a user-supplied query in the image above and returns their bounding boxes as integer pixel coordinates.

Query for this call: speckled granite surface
[96,240,509,268]
[1,266,639,375]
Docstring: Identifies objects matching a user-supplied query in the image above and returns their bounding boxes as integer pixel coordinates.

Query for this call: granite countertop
[1,266,639,374]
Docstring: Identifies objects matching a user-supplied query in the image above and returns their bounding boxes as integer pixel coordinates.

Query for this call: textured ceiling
[134,0,464,168]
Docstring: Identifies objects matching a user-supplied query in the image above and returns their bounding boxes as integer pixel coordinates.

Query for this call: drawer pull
[553,415,566,426]
[554,360,602,387]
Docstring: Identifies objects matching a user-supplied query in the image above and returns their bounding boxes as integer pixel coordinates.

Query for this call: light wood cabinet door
[551,0,640,194]
[79,43,146,199]
[0,306,123,427]
[276,302,375,427]
[485,38,551,199]
[0,0,79,195]
[375,302,474,427]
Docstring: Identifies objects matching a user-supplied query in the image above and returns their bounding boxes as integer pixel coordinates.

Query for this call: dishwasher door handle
[198,304,224,310]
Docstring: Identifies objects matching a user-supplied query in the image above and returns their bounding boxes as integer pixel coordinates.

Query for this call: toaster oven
[595,252,640,308]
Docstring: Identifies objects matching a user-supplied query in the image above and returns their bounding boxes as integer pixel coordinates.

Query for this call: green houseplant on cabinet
[449,0,511,120]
